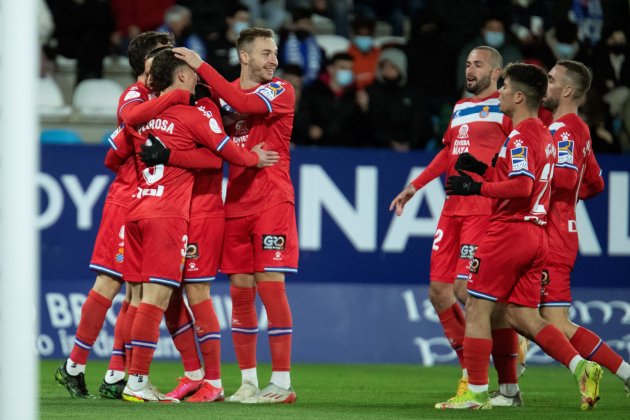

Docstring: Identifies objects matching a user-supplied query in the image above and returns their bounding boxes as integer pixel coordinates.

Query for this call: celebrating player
[389,46,511,397]
[436,63,603,411]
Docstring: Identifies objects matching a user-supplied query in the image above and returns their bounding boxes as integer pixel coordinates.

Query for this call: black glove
[140,133,170,166]
[491,152,499,168]
[445,170,482,196]
[455,152,488,176]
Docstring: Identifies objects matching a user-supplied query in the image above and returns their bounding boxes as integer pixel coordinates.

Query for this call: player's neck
[473,86,497,99]
[552,102,578,121]
[239,71,263,90]
[511,107,538,126]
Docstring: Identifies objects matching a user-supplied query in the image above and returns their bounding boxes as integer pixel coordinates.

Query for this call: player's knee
[92,274,123,300]
[428,282,455,311]
[184,283,210,305]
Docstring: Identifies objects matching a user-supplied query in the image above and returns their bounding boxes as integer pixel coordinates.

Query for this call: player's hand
[445,170,482,196]
[172,47,204,70]
[140,133,171,166]
[251,142,280,168]
[389,184,417,216]
[455,152,487,176]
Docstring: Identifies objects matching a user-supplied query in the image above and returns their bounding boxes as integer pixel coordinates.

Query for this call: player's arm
[120,89,190,126]
[103,125,134,172]
[410,148,449,190]
[173,47,275,115]
[551,164,578,190]
[579,151,605,200]
[140,139,223,170]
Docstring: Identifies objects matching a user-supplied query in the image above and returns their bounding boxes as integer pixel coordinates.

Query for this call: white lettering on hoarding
[608,172,630,256]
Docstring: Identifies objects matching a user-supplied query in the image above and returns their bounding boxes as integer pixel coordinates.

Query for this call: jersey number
[432,229,444,251]
[143,165,165,185]
[531,162,554,215]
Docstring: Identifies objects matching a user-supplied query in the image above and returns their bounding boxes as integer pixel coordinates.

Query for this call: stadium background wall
[39,145,630,364]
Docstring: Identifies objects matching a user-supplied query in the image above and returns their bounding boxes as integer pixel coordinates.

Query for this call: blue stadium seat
[40,129,83,145]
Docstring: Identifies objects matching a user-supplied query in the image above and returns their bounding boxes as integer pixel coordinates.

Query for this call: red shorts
[467,221,547,308]
[123,217,188,287]
[430,214,489,283]
[89,202,127,278]
[221,202,298,274]
[184,216,224,283]
[539,256,573,307]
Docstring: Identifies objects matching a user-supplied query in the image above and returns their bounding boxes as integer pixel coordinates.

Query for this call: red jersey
[441,92,512,216]
[547,114,603,260]
[104,82,150,207]
[490,118,555,224]
[222,77,295,217]
[126,100,258,222]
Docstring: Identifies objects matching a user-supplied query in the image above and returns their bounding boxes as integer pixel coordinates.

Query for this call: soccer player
[389,46,511,397]
[538,60,630,394]
[121,48,277,403]
[54,31,189,399]
[436,63,603,411]
[173,28,298,404]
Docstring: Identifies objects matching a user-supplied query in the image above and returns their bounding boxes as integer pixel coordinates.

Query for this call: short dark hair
[128,31,174,77]
[292,7,313,23]
[149,49,187,94]
[352,15,376,34]
[236,27,275,52]
[227,2,249,17]
[330,52,353,65]
[502,63,548,109]
[557,60,592,100]
[471,45,503,68]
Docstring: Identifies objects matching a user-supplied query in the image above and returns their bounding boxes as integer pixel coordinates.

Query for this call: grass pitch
[41,360,628,419]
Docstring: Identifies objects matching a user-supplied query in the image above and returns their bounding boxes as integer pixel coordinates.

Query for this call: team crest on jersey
[479,106,490,118]
[456,124,469,139]
[558,137,574,164]
[124,89,141,101]
[510,146,528,171]
[258,82,285,101]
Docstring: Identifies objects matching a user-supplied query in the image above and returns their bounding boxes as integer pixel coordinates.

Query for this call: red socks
[437,303,466,369]
[534,324,579,368]
[129,303,164,376]
[571,326,623,373]
[123,304,138,371]
[108,300,128,372]
[491,328,518,385]
[190,299,221,380]
[464,337,493,386]
[258,282,293,372]
[164,295,202,372]
[70,290,112,364]
[230,286,258,370]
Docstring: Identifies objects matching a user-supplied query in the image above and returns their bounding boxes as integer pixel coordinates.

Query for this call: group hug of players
[390,46,630,410]
[55,28,298,404]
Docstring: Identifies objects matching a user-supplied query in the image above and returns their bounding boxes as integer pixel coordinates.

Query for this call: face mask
[353,36,374,53]
[609,44,626,55]
[484,31,505,48]
[233,21,249,35]
[555,42,578,59]
[335,69,353,87]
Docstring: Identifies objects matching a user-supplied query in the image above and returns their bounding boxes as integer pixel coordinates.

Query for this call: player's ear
[239,49,249,65]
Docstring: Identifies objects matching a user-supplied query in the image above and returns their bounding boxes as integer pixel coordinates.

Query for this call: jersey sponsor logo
[262,234,286,250]
[459,244,478,259]
[541,269,549,286]
[258,82,285,101]
[510,146,528,171]
[234,120,249,136]
[209,118,222,134]
[557,137,574,164]
[138,118,175,135]
[186,243,199,259]
[469,257,481,274]
[456,124,469,139]
[479,106,490,118]
[123,89,141,101]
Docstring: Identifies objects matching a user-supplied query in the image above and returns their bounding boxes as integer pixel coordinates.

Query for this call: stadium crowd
[40,0,630,152]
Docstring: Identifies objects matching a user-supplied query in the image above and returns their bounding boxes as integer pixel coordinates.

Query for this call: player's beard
[466,73,491,95]
[542,95,559,111]
[250,60,274,83]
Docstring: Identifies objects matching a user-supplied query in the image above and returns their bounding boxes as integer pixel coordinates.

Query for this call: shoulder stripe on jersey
[508,170,535,180]
[556,162,578,171]
[453,97,500,111]
[216,135,230,151]
[255,91,273,113]
[118,97,144,117]
[548,121,566,135]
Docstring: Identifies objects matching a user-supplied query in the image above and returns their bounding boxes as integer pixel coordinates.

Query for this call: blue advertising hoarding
[39,145,630,364]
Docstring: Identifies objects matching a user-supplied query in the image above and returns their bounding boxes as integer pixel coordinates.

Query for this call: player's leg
[488,304,523,407]
[242,203,298,404]
[99,285,129,399]
[222,214,261,401]
[429,215,467,394]
[541,306,630,393]
[163,288,204,399]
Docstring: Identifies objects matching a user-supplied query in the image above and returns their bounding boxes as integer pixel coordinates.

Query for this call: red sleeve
[579,152,605,199]
[104,125,134,172]
[104,148,123,172]
[481,175,534,198]
[197,62,295,115]
[552,166,578,190]
[168,148,222,170]
[121,89,190,126]
[411,148,449,190]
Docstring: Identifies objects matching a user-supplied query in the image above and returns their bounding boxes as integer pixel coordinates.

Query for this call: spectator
[353,0,405,36]
[508,0,550,68]
[310,0,352,37]
[109,0,174,55]
[206,2,251,81]
[456,14,522,93]
[240,0,287,31]
[279,63,305,104]
[361,48,432,150]
[157,5,207,59]
[543,19,589,67]
[278,7,324,86]
[177,0,232,42]
[293,52,364,147]
[347,16,381,89]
